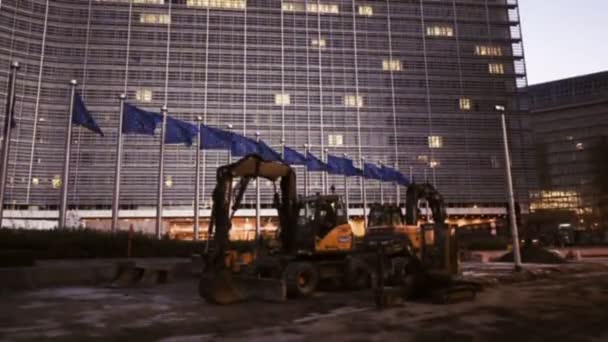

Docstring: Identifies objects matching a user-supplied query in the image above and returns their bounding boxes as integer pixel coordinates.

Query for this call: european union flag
[363,163,383,180]
[306,152,326,172]
[122,103,162,136]
[72,92,103,136]
[165,117,199,146]
[326,154,343,175]
[380,165,396,182]
[327,155,361,177]
[394,170,411,186]
[231,134,260,157]
[257,140,282,162]
[283,146,307,165]
[201,125,233,149]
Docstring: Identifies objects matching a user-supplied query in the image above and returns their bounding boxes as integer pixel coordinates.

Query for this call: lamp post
[496,105,522,271]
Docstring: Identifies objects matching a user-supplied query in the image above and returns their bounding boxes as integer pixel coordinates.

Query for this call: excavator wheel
[284,262,319,298]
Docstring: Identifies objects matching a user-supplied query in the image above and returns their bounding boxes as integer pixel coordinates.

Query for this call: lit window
[164,175,173,188]
[97,0,165,3]
[306,3,339,14]
[428,136,443,149]
[136,89,153,103]
[187,0,246,10]
[344,95,363,108]
[417,155,428,163]
[311,38,327,49]
[358,5,373,16]
[274,93,291,106]
[328,134,343,147]
[31,177,39,186]
[284,2,338,14]
[382,59,402,71]
[52,175,62,189]
[426,25,454,37]
[429,159,440,168]
[459,98,471,110]
[139,13,171,24]
[475,45,503,56]
[488,63,505,74]
[576,142,584,151]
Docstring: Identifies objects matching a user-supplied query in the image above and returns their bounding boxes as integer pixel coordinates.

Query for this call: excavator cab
[293,195,353,254]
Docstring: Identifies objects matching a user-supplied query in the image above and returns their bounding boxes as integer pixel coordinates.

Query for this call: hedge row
[0,228,251,259]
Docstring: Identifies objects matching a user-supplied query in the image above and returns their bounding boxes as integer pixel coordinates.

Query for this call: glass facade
[0,0,534,212]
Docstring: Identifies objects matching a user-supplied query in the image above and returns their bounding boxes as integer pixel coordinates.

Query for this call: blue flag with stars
[306,151,326,171]
[165,117,199,146]
[283,146,307,165]
[122,103,162,136]
[200,125,234,150]
[72,92,103,136]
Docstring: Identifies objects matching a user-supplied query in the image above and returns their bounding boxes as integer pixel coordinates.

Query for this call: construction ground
[1,254,608,342]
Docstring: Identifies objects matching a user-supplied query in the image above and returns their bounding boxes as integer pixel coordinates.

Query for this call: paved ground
[1,261,607,341]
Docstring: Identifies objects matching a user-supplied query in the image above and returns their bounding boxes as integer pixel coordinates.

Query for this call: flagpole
[0,61,20,228]
[395,162,400,206]
[255,131,261,245]
[226,123,233,164]
[194,116,203,241]
[323,148,329,195]
[500,112,523,270]
[111,94,126,232]
[58,79,78,229]
[343,153,349,220]
[361,156,367,229]
[156,106,168,239]
[379,160,384,205]
[304,144,309,197]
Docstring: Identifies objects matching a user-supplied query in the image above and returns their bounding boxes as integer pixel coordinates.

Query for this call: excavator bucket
[199,269,287,305]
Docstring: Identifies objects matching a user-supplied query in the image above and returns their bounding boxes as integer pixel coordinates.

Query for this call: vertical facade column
[25,0,50,202]
[0,61,20,227]
[350,0,364,207]
[418,0,436,186]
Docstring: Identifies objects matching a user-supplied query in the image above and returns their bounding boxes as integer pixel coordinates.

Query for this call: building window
[475,45,503,57]
[136,89,153,103]
[283,2,338,14]
[576,142,584,151]
[311,38,327,49]
[164,175,173,188]
[275,93,291,105]
[328,134,343,147]
[429,159,440,168]
[358,5,373,16]
[139,13,171,24]
[382,59,402,71]
[428,136,443,149]
[417,155,428,163]
[31,177,39,186]
[488,63,505,75]
[52,175,62,189]
[187,0,246,10]
[459,98,471,110]
[426,25,454,37]
[344,95,363,108]
[490,155,500,169]
[97,0,165,3]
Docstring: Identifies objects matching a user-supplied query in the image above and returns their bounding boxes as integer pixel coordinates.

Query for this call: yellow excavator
[199,155,362,304]
[199,155,478,305]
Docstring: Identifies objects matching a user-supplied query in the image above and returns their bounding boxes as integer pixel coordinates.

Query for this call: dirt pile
[498,245,566,264]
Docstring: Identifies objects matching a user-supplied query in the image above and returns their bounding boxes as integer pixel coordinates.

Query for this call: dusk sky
[519,1,608,85]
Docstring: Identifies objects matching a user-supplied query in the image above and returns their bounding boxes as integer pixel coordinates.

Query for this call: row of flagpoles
[1,68,413,238]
